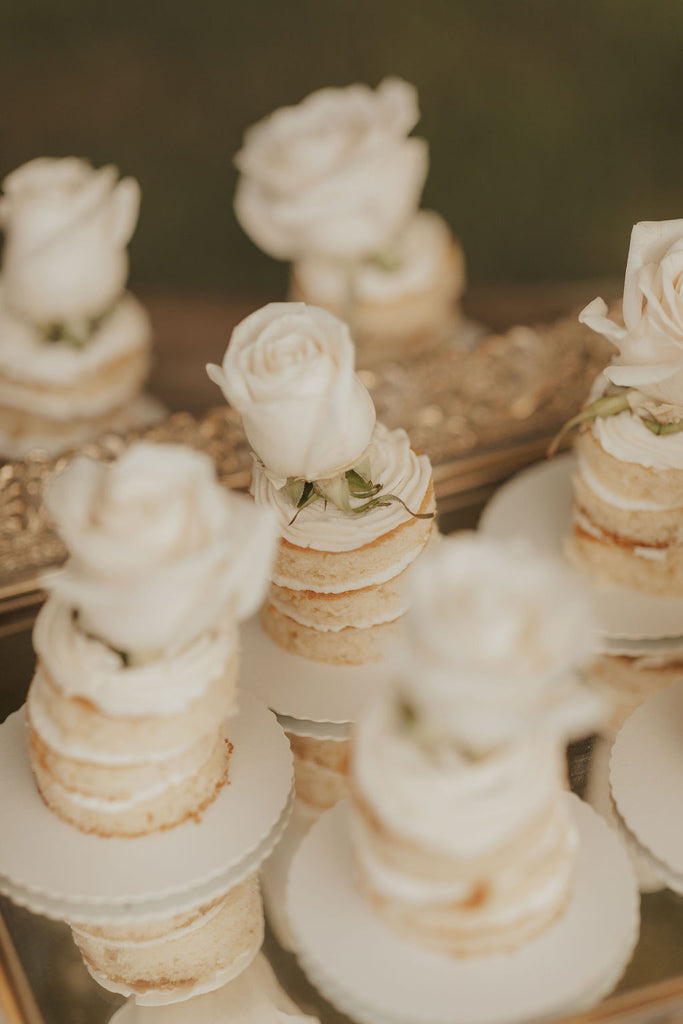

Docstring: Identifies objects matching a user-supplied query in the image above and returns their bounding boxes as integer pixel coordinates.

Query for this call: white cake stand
[0,692,293,923]
[480,454,683,642]
[240,614,392,724]
[288,796,639,1024]
[610,679,683,895]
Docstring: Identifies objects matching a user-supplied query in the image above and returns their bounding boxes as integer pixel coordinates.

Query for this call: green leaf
[353,456,372,482]
[285,478,306,506]
[345,469,382,498]
[314,475,353,512]
[547,391,632,457]
[288,481,319,525]
[351,492,434,520]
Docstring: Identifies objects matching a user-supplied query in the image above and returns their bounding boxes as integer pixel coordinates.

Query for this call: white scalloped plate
[240,614,391,724]
[288,796,639,1024]
[610,678,683,894]
[0,693,293,921]
[480,454,683,641]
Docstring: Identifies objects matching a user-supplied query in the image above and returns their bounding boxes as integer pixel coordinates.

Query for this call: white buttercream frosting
[71,899,226,948]
[33,597,237,718]
[251,421,432,552]
[0,292,151,418]
[352,795,575,925]
[26,689,197,764]
[353,698,566,859]
[294,210,461,305]
[577,455,678,511]
[592,410,683,471]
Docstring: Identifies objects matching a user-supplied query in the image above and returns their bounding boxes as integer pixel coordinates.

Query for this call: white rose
[396,536,600,752]
[0,157,140,325]
[45,441,279,654]
[579,219,683,405]
[234,77,428,262]
[207,302,376,482]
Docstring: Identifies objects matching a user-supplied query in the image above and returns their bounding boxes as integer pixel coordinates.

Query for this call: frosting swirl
[251,421,432,552]
[353,698,565,859]
[592,410,683,470]
[33,597,236,718]
[293,210,462,305]
[0,293,150,418]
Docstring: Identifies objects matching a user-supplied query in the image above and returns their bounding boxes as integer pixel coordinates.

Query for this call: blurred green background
[1,0,683,296]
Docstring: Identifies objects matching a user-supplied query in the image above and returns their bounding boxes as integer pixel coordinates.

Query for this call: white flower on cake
[0,157,140,330]
[395,535,601,753]
[580,219,683,406]
[45,441,279,654]
[234,77,428,262]
[207,302,376,482]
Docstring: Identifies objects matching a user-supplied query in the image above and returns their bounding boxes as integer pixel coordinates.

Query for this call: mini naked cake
[290,210,466,360]
[350,535,602,957]
[69,874,263,1002]
[0,157,161,458]
[286,734,350,814]
[208,302,435,666]
[562,219,683,597]
[26,441,277,836]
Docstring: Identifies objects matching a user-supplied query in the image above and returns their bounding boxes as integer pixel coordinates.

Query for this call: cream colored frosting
[0,291,149,384]
[71,899,226,948]
[294,210,461,305]
[33,597,237,718]
[45,757,211,813]
[573,508,672,561]
[352,699,566,859]
[353,800,575,925]
[592,410,683,471]
[577,456,678,511]
[251,421,432,552]
[271,546,423,594]
[26,689,196,765]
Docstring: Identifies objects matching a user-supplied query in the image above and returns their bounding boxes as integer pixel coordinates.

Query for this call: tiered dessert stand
[0,692,295,1016]
[239,614,389,950]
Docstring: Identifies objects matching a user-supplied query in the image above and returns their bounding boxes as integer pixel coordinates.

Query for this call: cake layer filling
[573,508,672,561]
[267,570,410,631]
[32,732,224,812]
[577,456,676,512]
[353,799,575,926]
[70,876,263,997]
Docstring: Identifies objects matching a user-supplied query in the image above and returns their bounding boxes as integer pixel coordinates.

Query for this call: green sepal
[288,481,318,525]
[547,391,632,457]
[642,417,683,435]
[314,475,353,512]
